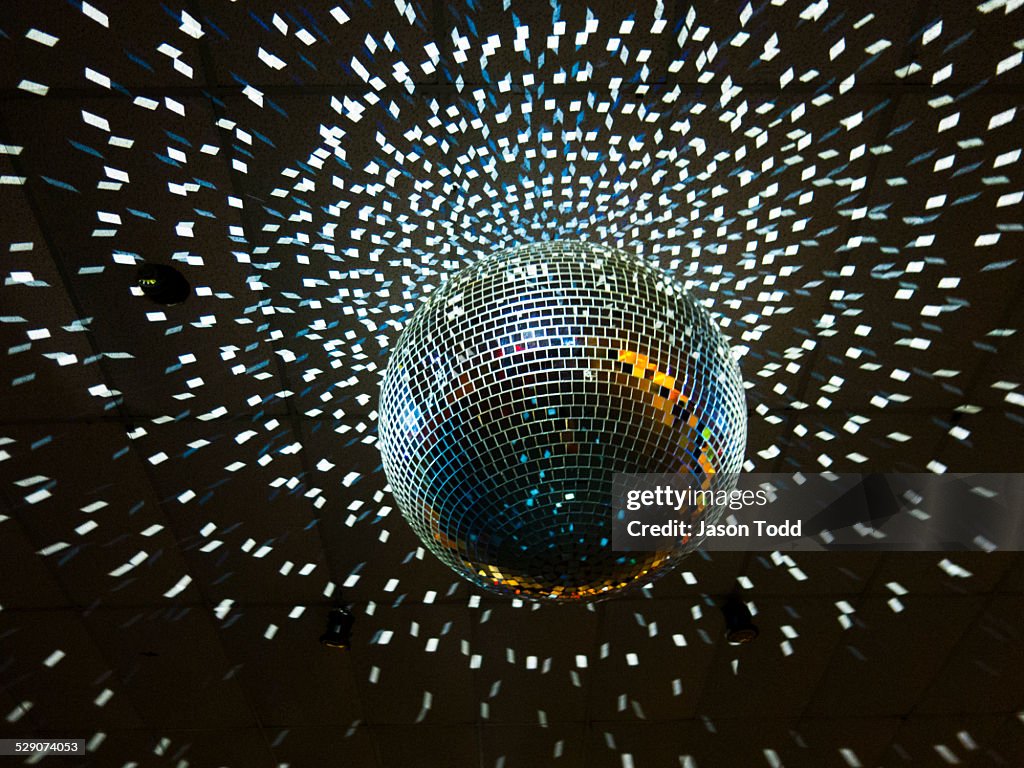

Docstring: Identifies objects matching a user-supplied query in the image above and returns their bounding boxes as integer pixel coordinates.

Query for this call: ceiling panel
[0,609,144,732]
[742,550,882,596]
[350,603,477,725]
[775,411,954,473]
[115,728,277,768]
[81,606,257,731]
[468,602,597,724]
[913,594,1024,715]
[907,0,1024,87]
[0,422,198,608]
[866,551,1019,595]
[970,715,1024,768]
[127,418,331,605]
[879,714,1006,767]
[201,0,436,89]
[0,0,209,92]
[268,725,380,768]
[588,598,718,722]
[803,594,984,717]
[0,168,112,422]
[372,724,478,768]
[0,522,69,610]
[480,724,586,768]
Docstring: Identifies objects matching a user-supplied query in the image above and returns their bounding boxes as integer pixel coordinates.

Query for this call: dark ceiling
[1,0,1023,766]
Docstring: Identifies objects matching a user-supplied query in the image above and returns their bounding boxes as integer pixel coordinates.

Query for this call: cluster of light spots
[1,1,1023,765]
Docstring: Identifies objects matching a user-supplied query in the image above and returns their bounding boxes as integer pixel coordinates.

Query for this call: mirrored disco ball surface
[378,241,747,601]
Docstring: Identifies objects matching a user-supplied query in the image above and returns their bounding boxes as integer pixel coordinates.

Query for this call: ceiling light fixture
[319,606,355,649]
[136,262,191,306]
[721,594,759,645]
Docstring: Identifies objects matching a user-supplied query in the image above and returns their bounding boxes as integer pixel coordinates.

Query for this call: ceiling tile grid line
[769,0,958,467]
[843,590,999,764]
[577,599,609,768]
[177,17,362,765]
[0,490,155,738]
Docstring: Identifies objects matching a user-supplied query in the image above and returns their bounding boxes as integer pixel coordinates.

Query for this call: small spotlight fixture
[319,606,355,649]
[721,594,759,645]
[136,262,191,306]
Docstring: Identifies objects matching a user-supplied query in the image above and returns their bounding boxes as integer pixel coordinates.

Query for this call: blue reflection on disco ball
[378,241,747,601]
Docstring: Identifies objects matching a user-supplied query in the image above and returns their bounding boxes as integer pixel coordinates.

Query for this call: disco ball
[378,241,747,601]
